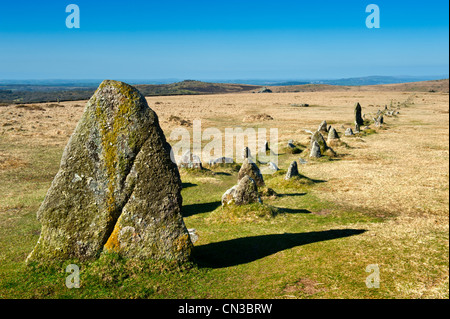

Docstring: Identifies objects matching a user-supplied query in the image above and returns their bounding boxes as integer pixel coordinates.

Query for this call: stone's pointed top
[327,127,339,141]
[242,146,251,159]
[318,120,328,133]
[268,161,279,171]
[238,158,265,187]
[345,127,354,136]
[285,161,300,180]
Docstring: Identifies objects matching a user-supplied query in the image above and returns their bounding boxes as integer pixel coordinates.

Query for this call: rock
[299,158,308,165]
[179,150,203,169]
[258,87,272,93]
[318,120,328,133]
[355,122,360,133]
[27,80,192,263]
[237,158,265,187]
[221,185,238,206]
[327,127,339,142]
[310,141,322,158]
[208,157,234,166]
[234,176,262,205]
[188,228,198,244]
[222,176,262,206]
[263,141,270,153]
[345,127,354,136]
[267,161,279,171]
[310,131,328,154]
[285,161,300,180]
[377,115,384,124]
[242,147,251,160]
[310,131,336,156]
[354,102,364,126]
[287,140,296,149]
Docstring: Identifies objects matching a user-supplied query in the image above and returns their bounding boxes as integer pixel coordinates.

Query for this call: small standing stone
[237,158,265,187]
[327,127,339,141]
[222,176,262,206]
[285,161,300,180]
[318,120,328,133]
[242,146,251,160]
[310,141,322,158]
[345,127,354,136]
[179,150,203,169]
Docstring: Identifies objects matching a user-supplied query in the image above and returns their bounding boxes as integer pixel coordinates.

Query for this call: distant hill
[269,79,449,93]
[0,78,447,104]
[0,80,261,103]
[310,75,448,86]
[135,80,261,96]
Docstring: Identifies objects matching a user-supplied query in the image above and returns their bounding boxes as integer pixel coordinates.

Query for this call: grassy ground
[0,90,448,299]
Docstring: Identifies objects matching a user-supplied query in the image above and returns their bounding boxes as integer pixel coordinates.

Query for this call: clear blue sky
[0,0,448,80]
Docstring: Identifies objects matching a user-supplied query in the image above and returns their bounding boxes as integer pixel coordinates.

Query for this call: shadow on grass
[193,229,366,268]
[182,182,198,189]
[182,201,222,217]
[212,172,232,176]
[277,207,312,214]
[277,192,307,197]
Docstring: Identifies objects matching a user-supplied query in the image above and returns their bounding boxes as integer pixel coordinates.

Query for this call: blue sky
[0,0,448,80]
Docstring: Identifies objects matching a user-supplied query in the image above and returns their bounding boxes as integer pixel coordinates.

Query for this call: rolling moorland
[0,78,448,104]
[0,79,448,298]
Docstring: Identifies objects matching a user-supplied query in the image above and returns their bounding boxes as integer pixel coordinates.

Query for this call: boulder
[310,131,328,154]
[221,176,262,206]
[27,80,192,263]
[311,131,336,156]
[310,141,322,158]
[208,156,234,166]
[179,150,203,169]
[234,176,262,205]
[345,127,354,136]
[267,161,279,171]
[327,127,339,142]
[285,161,300,180]
[237,158,265,187]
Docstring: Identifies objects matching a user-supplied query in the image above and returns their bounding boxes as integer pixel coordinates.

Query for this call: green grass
[0,137,448,299]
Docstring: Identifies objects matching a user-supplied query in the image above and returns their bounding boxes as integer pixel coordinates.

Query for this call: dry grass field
[0,83,448,299]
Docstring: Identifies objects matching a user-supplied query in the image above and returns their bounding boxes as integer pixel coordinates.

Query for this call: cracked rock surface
[27,80,192,263]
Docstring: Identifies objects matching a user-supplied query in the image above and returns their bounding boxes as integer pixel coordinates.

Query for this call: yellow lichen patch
[104,218,122,252]
[173,233,192,254]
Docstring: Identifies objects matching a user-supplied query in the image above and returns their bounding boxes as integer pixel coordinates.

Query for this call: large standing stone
[285,161,300,180]
[354,102,364,126]
[237,158,265,187]
[27,80,192,263]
